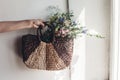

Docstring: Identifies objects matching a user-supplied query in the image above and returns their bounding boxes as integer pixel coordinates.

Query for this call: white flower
[64,20,71,26]
[87,29,104,38]
[87,29,99,35]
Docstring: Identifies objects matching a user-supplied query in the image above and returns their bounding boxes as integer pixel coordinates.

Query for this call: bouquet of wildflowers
[46,6,103,38]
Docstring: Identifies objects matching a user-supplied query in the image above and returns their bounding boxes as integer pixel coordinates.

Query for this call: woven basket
[22,26,73,70]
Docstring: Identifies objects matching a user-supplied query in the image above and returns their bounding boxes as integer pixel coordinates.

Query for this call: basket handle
[37,26,42,41]
[37,22,55,43]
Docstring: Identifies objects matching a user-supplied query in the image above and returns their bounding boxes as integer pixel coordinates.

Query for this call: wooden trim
[110,0,119,80]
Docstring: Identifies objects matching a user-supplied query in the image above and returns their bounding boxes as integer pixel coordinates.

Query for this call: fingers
[33,24,39,28]
[32,19,45,28]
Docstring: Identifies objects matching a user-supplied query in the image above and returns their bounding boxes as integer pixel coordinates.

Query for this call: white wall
[69,0,110,80]
[0,0,86,80]
[0,0,110,80]
[69,1,86,80]
[85,0,110,80]
[0,0,68,80]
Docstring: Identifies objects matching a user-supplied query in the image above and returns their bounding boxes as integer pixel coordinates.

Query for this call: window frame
[110,0,119,80]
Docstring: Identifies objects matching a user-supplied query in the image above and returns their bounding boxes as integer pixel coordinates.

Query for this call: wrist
[24,20,34,28]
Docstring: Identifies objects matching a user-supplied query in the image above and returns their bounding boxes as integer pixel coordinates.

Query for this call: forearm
[0,20,32,33]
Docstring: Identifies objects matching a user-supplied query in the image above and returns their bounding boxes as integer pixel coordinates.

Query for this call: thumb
[33,24,39,28]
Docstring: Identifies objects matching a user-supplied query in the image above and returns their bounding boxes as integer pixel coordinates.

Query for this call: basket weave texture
[22,35,73,70]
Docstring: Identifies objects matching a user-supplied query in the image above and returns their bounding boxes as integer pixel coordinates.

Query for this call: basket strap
[37,26,42,41]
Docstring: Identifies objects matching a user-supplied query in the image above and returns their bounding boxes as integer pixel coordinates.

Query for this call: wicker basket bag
[22,24,73,70]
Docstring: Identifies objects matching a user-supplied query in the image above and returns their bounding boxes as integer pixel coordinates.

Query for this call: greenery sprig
[46,6,104,38]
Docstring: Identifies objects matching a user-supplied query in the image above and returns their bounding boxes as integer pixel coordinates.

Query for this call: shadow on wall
[13,35,27,70]
[14,36,22,58]
[12,29,35,70]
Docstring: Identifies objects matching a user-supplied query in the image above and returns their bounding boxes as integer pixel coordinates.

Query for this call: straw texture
[22,34,73,70]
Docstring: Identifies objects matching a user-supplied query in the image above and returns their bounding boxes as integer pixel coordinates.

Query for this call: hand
[29,19,45,28]
[0,19,45,33]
